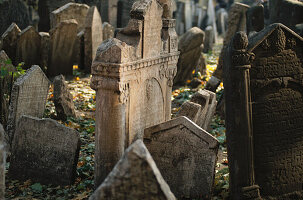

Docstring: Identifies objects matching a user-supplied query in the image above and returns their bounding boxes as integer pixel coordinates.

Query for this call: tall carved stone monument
[224,24,303,199]
[91,0,179,186]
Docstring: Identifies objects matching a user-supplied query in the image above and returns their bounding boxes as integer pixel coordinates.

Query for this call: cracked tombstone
[0,124,5,199]
[9,116,80,185]
[144,116,219,199]
[7,66,50,146]
[90,140,176,200]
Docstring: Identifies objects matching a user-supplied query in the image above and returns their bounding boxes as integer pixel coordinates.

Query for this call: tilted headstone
[39,32,50,72]
[90,140,176,200]
[0,124,5,199]
[174,27,205,86]
[176,101,201,122]
[7,66,50,145]
[144,116,219,199]
[16,26,41,69]
[246,4,264,36]
[48,19,78,77]
[90,0,179,186]
[191,90,210,127]
[50,2,89,32]
[53,75,76,121]
[84,6,103,73]
[1,23,21,65]
[9,115,80,185]
[224,24,303,199]
[102,22,115,41]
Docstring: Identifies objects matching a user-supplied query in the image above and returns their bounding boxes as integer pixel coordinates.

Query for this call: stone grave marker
[202,90,217,130]
[102,22,115,41]
[7,65,50,145]
[84,6,103,73]
[191,90,210,127]
[39,32,50,72]
[203,26,214,53]
[246,4,264,36]
[217,8,228,35]
[50,2,89,32]
[16,26,41,69]
[117,0,136,28]
[9,115,80,185]
[176,101,201,122]
[144,116,219,199]
[91,0,179,186]
[1,23,21,65]
[224,24,303,199]
[0,124,5,199]
[90,140,176,200]
[48,19,78,76]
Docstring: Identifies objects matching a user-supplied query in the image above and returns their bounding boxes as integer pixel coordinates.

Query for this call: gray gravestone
[9,115,80,185]
[102,22,115,41]
[48,19,78,76]
[176,101,202,122]
[203,25,214,53]
[1,23,21,65]
[191,90,210,128]
[202,90,217,131]
[7,66,50,145]
[39,32,50,73]
[90,140,176,200]
[0,124,5,199]
[144,116,219,199]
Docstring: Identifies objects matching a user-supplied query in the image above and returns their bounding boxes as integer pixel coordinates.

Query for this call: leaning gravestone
[224,24,303,199]
[90,140,176,200]
[144,116,219,199]
[84,6,103,73]
[16,26,41,69]
[191,90,210,127]
[1,23,21,65]
[7,66,50,145]
[50,2,89,32]
[0,124,5,199]
[9,115,80,185]
[48,19,78,77]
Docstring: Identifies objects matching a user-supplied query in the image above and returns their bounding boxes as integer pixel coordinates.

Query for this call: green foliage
[213,168,229,199]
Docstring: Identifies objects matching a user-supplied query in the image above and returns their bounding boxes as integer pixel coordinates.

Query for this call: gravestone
[203,26,214,53]
[99,0,118,28]
[7,66,50,145]
[9,115,80,185]
[91,0,179,186]
[117,0,136,28]
[176,101,201,122]
[174,27,205,86]
[0,124,5,199]
[224,24,303,199]
[102,22,115,41]
[50,2,89,32]
[16,26,41,69]
[202,90,217,130]
[39,32,50,72]
[90,140,176,200]
[84,6,103,73]
[217,8,228,35]
[77,30,85,69]
[191,90,210,127]
[1,23,21,65]
[53,75,76,121]
[246,4,264,36]
[48,19,78,77]
[144,116,219,199]
[206,0,218,43]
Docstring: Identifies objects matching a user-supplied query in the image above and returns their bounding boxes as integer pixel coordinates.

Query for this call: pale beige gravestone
[50,2,89,32]
[9,115,80,185]
[84,6,103,73]
[102,22,115,41]
[144,116,219,199]
[7,65,50,145]
[89,140,176,200]
[0,124,5,199]
[1,23,21,65]
[16,26,41,69]
[48,19,78,76]
[90,0,179,186]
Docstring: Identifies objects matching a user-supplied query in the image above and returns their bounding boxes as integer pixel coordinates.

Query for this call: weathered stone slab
[202,90,217,131]
[176,101,201,122]
[224,24,303,199]
[203,26,214,53]
[50,2,89,32]
[144,116,219,199]
[102,22,115,41]
[0,124,5,199]
[90,140,176,200]
[190,90,210,128]
[53,75,76,121]
[7,66,50,145]
[1,23,21,65]
[9,115,80,185]
[16,26,41,69]
[39,32,50,72]
[84,6,103,73]
[48,19,78,76]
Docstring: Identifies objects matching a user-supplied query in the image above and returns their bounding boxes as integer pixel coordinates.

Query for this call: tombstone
[224,24,303,199]
[99,0,119,28]
[38,0,74,32]
[7,66,50,145]
[50,2,89,32]
[77,30,85,69]
[1,23,21,65]
[16,26,41,69]
[206,0,218,43]
[117,0,136,28]
[90,140,176,200]
[84,6,103,73]
[202,90,217,131]
[53,75,76,121]
[102,22,115,41]
[48,19,78,77]
[9,115,80,185]
[190,90,210,127]
[144,116,219,199]
[174,27,205,86]
[246,4,264,36]
[176,101,202,122]
[217,8,228,35]
[90,0,179,186]
[39,32,50,73]
[0,124,5,199]
[203,26,214,53]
